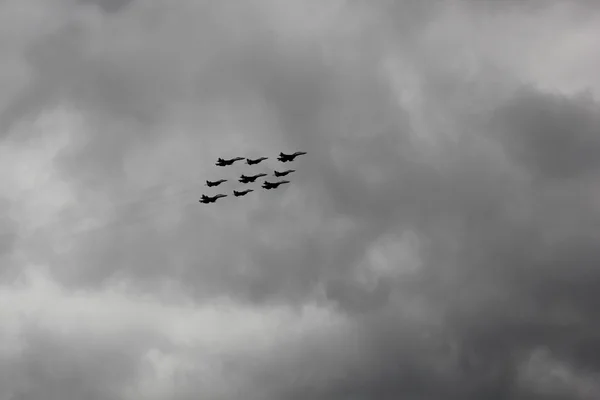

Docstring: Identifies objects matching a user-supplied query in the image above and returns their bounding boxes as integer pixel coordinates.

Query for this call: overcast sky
[2,0,600,399]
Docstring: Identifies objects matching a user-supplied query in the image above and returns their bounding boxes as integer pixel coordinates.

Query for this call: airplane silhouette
[233,189,254,197]
[239,173,267,184]
[277,151,306,162]
[215,157,244,166]
[205,179,227,187]
[246,157,268,165]
[199,194,227,204]
[262,180,290,190]
[273,169,295,177]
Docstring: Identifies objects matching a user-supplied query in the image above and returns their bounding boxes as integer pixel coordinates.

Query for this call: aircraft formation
[199,151,306,204]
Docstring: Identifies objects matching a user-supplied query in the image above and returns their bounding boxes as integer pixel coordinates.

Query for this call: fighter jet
[199,194,227,204]
[277,151,306,163]
[262,180,290,190]
[239,173,267,184]
[215,157,244,167]
[205,179,227,187]
[246,157,268,165]
[273,169,295,177]
[233,189,254,197]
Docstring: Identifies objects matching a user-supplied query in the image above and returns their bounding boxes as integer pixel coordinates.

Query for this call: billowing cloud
[2,0,600,398]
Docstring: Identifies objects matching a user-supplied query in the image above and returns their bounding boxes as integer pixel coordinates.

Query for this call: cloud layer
[2,0,600,398]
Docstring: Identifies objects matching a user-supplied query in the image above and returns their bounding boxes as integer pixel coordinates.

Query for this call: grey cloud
[0,223,15,257]
[79,0,133,14]
[0,325,149,400]
[24,0,416,301]
[0,198,19,279]
[493,87,600,180]
[2,1,252,181]
[3,0,600,399]
[277,61,600,400]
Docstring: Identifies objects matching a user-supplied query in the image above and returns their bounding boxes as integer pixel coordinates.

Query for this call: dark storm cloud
[416,89,600,395]
[493,87,600,180]
[263,37,600,400]
[3,0,600,398]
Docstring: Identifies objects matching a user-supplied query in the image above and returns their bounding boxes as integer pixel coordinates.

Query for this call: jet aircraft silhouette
[233,189,254,197]
[205,179,227,187]
[199,194,227,204]
[277,151,306,162]
[239,173,267,184]
[262,180,290,190]
[273,169,295,177]
[246,157,268,165]
[216,157,244,166]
